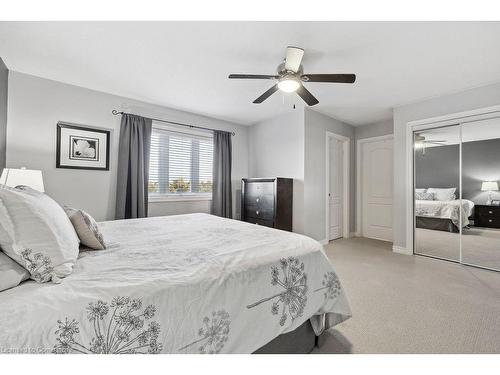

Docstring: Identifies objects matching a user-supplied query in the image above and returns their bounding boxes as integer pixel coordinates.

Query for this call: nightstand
[475,205,500,228]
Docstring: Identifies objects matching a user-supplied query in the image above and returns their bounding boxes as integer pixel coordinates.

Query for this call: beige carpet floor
[313,237,500,354]
[415,227,500,270]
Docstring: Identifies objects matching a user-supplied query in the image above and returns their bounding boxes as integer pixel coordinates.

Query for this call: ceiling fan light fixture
[277,78,300,93]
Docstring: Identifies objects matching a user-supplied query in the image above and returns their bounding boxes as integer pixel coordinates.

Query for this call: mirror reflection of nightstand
[475,205,500,228]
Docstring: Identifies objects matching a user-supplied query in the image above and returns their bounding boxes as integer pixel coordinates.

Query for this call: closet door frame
[405,104,500,270]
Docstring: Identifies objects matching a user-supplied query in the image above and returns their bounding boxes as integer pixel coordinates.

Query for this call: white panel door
[362,138,393,241]
[329,137,343,240]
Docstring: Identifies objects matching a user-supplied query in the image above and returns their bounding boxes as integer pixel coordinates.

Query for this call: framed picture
[56,122,110,170]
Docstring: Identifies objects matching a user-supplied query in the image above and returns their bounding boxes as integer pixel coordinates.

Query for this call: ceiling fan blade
[284,46,304,73]
[301,74,356,83]
[228,74,279,80]
[296,85,319,106]
[253,85,279,104]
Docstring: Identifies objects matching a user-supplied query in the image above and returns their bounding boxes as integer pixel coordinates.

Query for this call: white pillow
[0,251,30,291]
[427,188,456,201]
[415,188,427,194]
[64,206,106,250]
[0,185,80,283]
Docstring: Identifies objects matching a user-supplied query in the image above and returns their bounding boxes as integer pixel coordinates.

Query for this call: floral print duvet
[0,213,351,354]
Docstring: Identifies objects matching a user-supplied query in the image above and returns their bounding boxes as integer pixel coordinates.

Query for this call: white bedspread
[415,199,474,227]
[0,213,351,354]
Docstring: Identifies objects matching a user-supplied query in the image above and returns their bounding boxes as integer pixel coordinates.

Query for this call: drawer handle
[489,219,493,222]
[256,210,260,215]
[489,211,493,214]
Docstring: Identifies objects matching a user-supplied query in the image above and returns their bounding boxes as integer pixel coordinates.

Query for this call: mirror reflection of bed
[413,118,500,271]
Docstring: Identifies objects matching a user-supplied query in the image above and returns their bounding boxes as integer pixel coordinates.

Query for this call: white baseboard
[319,239,329,245]
[392,245,412,255]
[350,231,360,237]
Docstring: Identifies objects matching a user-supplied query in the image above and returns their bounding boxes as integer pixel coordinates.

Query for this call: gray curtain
[115,114,152,219]
[212,131,232,218]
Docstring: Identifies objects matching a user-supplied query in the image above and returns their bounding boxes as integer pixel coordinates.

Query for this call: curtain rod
[111,110,235,136]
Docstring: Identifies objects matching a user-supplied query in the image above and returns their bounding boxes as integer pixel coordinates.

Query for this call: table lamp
[0,167,45,192]
[481,181,499,205]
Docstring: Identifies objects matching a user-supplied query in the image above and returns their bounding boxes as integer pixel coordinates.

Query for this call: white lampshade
[481,181,499,192]
[0,168,45,192]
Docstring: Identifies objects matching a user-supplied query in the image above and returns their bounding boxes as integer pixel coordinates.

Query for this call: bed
[415,199,474,233]
[0,213,351,354]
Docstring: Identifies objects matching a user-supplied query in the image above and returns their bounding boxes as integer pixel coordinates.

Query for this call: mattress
[415,199,474,228]
[0,213,351,354]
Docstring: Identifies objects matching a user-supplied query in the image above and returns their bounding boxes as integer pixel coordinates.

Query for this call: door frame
[405,104,500,256]
[356,134,394,238]
[325,132,350,242]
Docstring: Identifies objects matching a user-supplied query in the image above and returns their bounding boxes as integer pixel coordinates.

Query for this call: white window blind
[149,123,213,200]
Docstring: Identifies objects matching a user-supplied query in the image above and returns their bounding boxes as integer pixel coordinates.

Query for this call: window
[148,123,213,201]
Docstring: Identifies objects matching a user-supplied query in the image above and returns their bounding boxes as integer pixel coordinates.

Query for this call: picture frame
[56,122,110,171]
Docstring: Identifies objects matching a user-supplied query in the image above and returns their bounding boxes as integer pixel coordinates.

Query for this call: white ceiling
[1,21,500,126]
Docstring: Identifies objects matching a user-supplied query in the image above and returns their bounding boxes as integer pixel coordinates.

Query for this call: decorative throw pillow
[64,207,106,250]
[0,251,30,291]
[415,188,427,194]
[427,188,456,201]
[0,185,80,283]
[415,192,435,200]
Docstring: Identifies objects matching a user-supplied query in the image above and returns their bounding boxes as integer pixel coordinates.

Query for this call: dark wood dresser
[475,205,500,228]
[241,178,293,231]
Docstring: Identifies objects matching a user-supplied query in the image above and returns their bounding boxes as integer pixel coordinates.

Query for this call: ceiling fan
[414,134,447,155]
[228,46,356,106]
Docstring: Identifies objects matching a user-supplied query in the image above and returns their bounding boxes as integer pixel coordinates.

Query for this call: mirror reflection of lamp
[481,181,499,205]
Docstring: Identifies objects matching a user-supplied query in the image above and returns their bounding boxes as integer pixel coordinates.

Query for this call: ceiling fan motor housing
[277,62,303,77]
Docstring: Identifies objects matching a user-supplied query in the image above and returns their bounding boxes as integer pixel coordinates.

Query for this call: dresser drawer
[244,205,274,220]
[244,182,274,198]
[244,216,274,228]
[477,217,500,228]
[482,208,500,217]
[244,193,274,207]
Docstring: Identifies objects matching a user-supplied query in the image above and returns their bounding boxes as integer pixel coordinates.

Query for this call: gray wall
[248,108,356,242]
[415,144,460,192]
[0,58,7,170]
[6,71,249,221]
[393,81,500,249]
[248,110,305,233]
[354,119,393,140]
[463,138,500,204]
[415,139,500,204]
[303,108,355,241]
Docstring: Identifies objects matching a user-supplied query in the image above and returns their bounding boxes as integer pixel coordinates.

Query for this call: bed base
[416,217,459,233]
[253,319,317,354]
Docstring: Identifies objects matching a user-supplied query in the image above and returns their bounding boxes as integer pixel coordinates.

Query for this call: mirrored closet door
[414,125,461,262]
[413,117,500,272]
[461,117,500,271]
